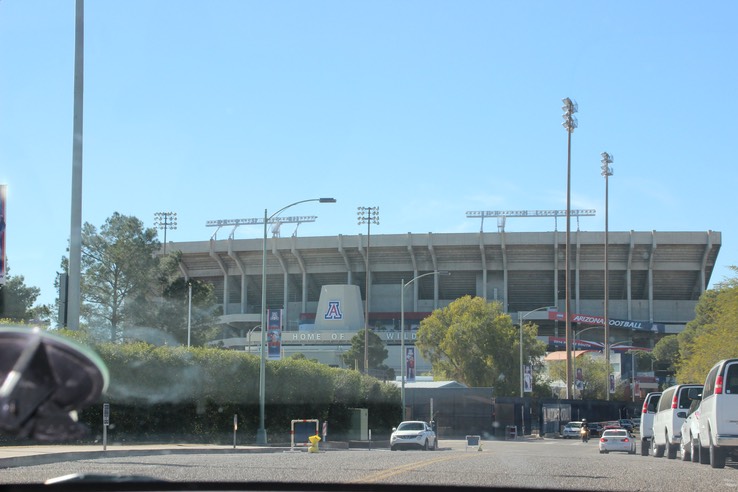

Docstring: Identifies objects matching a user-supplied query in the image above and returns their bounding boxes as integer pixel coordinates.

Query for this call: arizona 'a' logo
[324,301,343,320]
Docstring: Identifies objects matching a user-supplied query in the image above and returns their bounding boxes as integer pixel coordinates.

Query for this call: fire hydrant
[308,434,321,453]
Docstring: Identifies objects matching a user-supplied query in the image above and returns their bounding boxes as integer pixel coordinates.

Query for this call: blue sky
[1,1,736,309]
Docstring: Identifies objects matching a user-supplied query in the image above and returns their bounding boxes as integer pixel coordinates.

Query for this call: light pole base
[256,428,268,445]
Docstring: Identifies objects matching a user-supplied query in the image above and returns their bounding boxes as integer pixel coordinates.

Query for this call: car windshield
[397,423,426,431]
[1,1,737,491]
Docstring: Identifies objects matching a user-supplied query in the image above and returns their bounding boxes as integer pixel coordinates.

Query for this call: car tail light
[642,401,648,414]
[671,392,678,409]
[715,375,724,395]
[623,438,629,442]
[600,438,607,442]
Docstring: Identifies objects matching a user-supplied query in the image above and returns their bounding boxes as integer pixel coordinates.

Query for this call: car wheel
[430,438,436,451]
[391,445,397,451]
[667,442,678,459]
[709,434,726,469]
[599,449,605,454]
[690,438,699,463]
[423,439,429,451]
[698,436,710,464]
[640,438,649,456]
[680,434,690,461]
[653,437,665,458]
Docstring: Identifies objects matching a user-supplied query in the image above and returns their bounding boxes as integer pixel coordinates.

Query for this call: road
[1,438,736,490]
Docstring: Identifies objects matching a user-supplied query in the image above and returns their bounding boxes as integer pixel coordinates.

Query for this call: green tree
[415,296,546,394]
[548,354,613,400]
[80,212,160,341]
[341,328,393,378]
[125,252,219,346]
[652,335,679,378]
[0,267,44,322]
[677,266,738,383]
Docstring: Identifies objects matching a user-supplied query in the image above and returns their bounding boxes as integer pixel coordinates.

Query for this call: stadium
[170,224,721,388]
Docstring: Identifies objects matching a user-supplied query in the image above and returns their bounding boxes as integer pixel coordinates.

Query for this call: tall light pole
[357,206,379,374]
[67,0,84,331]
[562,97,578,399]
[400,271,449,417]
[154,212,178,253]
[257,197,336,445]
[601,152,614,401]
[187,279,192,347]
[518,306,555,398]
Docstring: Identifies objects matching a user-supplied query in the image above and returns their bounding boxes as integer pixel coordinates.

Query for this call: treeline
[70,338,400,444]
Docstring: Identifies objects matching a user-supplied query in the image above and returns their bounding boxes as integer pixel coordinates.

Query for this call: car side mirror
[392,427,397,432]
[676,411,687,419]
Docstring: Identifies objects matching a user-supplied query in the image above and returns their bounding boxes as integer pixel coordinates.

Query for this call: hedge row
[75,342,401,444]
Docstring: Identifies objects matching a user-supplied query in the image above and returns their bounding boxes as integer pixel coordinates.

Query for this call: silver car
[562,421,583,439]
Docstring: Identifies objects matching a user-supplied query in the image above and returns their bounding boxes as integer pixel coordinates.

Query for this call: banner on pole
[405,347,416,382]
[524,365,533,393]
[267,309,282,360]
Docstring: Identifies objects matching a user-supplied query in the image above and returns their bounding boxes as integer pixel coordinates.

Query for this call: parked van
[651,384,702,459]
[697,358,738,468]
[639,391,661,456]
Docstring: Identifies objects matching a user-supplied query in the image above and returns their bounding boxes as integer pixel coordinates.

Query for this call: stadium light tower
[601,152,614,400]
[562,97,578,399]
[154,212,178,253]
[357,206,379,374]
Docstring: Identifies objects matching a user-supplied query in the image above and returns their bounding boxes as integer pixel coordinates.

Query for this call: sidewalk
[0,443,285,469]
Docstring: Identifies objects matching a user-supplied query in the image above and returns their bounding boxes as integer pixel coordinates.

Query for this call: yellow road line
[353,452,479,484]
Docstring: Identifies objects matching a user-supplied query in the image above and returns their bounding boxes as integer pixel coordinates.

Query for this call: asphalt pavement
[0,436,535,468]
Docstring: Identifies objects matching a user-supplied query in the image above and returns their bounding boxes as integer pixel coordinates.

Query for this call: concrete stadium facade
[171,229,720,374]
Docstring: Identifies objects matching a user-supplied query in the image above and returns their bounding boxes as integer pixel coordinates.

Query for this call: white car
[390,421,437,451]
[562,421,583,439]
[651,384,702,459]
[599,429,636,454]
[680,398,705,463]
[640,391,661,456]
[697,358,738,468]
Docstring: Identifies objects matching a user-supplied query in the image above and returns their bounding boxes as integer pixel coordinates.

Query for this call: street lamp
[246,325,261,354]
[518,306,556,398]
[154,212,178,253]
[400,271,449,417]
[257,197,336,445]
[601,152,614,401]
[610,341,638,402]
[357,206,379,374]
[562,97,578,399]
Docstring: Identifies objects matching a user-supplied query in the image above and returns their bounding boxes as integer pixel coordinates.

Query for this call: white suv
[639,391,661,456]
[390,421,437,451]
[651,384,702,459]
[697,358,738,468]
